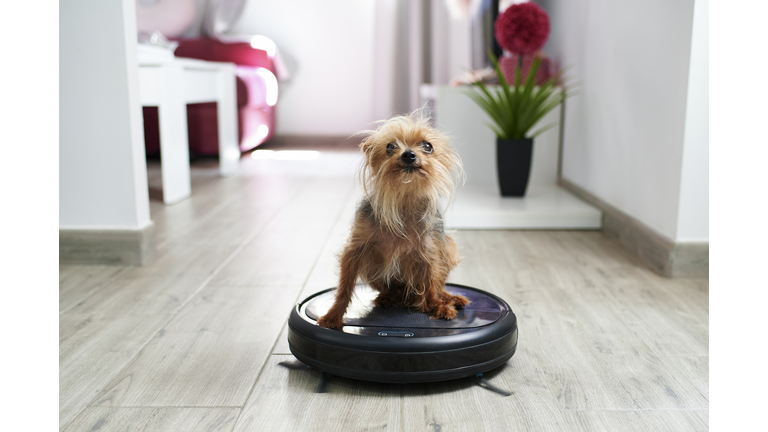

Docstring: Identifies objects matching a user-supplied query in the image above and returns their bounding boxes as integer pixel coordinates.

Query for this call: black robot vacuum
[287,283,518,384]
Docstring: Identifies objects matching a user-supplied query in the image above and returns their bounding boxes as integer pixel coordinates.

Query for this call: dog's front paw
[429,304,458,320]
[317,314,344,329]
[450,294,470,308]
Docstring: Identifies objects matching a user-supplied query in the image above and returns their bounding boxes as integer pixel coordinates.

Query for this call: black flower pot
[496,138,533,197]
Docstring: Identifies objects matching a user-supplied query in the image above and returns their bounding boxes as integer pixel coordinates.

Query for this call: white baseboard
[59,222,156,266]
[559,178,708,278]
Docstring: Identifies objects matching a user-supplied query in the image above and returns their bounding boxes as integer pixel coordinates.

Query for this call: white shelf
[445,185,602,230]
[432,85,602,230]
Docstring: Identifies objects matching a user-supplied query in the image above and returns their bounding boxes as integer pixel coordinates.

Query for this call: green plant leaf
[519,57,541,105]
[524,97,563,134]
[486,122,506,139]
[464,52,575,140]
[518,83,559,133]
[516,56,544,138]
[466,84,510,138]
[474,88,507,129]
[488,52,516,138]
[530,122,558,138]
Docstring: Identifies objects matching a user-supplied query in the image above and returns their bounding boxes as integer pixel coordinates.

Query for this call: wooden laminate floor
[59,150,708,431]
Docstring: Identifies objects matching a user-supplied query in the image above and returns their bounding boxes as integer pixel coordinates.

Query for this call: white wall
[60,0,152,230]
[550,0,698,241]
[676,0,709,242]
[231,0,478,135]
[232,0,377,136]
[430,0,473,86]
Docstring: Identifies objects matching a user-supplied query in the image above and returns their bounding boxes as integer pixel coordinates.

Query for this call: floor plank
[562,410,708,432]
[61,243,242,317]
[400,342,568,432]
[147,159,246,248]
[63,407,239,432]
[271,186,359,355]
[518,287,707,410]
[90,284,302,407]
[442,230,709,411]
[233,355,401,432]
[662,356,709,400]
[208,177,354,288]
[59,266,129,313]
[153,173,311,249]
[59,313,172,428]
[61,173,324,317]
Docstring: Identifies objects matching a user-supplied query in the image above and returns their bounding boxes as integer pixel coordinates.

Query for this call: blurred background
[60,0,707,275]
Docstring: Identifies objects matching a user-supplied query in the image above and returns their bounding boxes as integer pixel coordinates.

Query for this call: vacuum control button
[378,331,414,337]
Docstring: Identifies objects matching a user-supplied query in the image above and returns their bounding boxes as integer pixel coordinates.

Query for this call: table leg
[216,65,239,177]
[158,64,192,205]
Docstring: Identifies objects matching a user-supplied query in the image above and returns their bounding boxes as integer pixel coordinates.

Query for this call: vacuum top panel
[302,284,507,332]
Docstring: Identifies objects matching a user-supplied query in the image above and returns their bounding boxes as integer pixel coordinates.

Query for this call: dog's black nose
[401,150,416,164]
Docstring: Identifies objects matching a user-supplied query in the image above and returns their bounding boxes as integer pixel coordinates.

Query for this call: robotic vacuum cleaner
[287,283,518,384]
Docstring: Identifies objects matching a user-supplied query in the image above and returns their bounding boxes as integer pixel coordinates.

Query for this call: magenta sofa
[143,38,278,157]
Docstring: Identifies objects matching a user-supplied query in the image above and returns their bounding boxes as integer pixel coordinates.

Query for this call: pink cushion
[174,39,273,70]
[143,38,278,156]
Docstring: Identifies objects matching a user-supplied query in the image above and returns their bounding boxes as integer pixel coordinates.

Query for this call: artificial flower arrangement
[466,1,569,140]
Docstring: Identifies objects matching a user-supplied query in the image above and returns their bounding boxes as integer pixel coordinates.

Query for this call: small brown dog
[317,110,469,329]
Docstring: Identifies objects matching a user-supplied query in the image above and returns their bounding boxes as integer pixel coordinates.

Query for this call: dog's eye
[421,142,433,154]
[386,143,396,150]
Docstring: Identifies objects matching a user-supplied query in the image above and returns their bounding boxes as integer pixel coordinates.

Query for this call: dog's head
[358,110,464,228]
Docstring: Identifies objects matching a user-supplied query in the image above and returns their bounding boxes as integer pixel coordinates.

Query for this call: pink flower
[495,2,550,55]
[499,52,557,86]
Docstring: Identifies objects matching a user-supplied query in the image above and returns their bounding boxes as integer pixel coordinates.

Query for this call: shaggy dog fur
[317,110,469,329]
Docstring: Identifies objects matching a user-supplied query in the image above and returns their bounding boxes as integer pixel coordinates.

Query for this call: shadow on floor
[279,357,512,397]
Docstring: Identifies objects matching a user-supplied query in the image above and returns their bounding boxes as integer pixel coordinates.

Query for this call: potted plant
[465,2,570,197]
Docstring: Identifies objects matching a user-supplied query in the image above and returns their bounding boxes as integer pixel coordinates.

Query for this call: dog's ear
[359,137,374,155]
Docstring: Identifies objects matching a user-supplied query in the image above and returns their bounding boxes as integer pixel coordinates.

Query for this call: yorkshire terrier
[317,110,469,329]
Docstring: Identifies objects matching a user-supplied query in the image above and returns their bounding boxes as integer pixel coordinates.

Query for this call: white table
[138,58,239,205]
